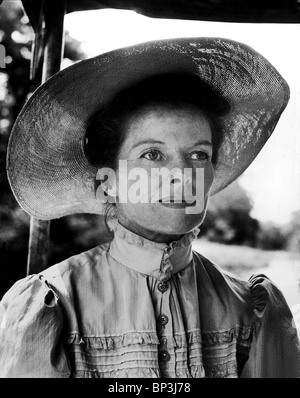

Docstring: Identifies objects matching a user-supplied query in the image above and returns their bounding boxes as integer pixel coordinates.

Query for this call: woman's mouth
[158,198,196,208]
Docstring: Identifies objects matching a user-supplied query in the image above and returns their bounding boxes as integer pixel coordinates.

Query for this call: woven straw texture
[7,37,289,220]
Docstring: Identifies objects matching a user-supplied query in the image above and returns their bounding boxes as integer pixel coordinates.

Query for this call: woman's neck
[117,218,183,244]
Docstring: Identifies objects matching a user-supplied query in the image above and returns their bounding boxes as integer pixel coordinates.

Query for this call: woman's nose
[170,177,182,185]
[168,154,190,170]
[167,156,194,184]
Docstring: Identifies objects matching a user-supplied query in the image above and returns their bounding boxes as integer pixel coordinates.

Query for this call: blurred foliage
[256,222,288,251]
[0,1,92,298]
[285,210,300,253]
[0,1,297,300]
[202,181,291,251]
[201,180,260,247]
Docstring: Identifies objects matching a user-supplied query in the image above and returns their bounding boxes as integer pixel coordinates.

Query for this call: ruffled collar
[108,221,199,281]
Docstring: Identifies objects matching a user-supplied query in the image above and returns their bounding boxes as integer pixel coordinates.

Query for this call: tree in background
[256,221,288,251]
[201,180,260,247]
[0,1,88,298]
[285,210,300,253]
[201,180,293,251]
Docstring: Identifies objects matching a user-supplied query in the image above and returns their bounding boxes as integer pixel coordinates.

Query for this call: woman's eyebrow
[193,140,213,147]
[131,139,165,149]
[132,139,213,149]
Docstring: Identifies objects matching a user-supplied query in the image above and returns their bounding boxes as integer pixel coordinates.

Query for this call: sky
[64,9,300,225]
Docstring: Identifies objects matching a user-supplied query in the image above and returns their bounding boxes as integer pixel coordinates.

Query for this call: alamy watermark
[95,160,205,214]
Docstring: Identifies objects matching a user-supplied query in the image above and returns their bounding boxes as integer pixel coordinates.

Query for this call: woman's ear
[101,179,117,198]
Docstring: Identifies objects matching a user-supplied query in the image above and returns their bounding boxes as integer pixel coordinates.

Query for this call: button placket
[156,245,175,376]
[156,277,174,377]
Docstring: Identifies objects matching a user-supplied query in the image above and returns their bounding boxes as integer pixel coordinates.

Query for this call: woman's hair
[84,72,230,170]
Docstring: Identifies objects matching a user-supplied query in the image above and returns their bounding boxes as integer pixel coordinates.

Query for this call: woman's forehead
[123,105,212,148]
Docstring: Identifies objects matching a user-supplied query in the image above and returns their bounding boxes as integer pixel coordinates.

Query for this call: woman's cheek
[190,163,214,200]
[204,162,215,195]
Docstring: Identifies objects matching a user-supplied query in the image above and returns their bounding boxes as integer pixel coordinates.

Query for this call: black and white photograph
[0,0,300,380]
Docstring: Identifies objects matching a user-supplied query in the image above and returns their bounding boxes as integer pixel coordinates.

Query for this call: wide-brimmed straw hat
[7,37,289,220]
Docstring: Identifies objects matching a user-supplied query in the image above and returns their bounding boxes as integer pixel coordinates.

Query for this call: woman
[0,37,299,378]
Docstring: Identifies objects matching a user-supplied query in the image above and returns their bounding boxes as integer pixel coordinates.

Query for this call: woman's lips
[158,198,196,208]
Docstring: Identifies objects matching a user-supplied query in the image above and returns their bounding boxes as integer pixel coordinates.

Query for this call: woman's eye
[141,150,162,161]
[190,151,210,161]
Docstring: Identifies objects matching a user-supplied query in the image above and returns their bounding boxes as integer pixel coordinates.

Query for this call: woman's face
[112,105,215,238]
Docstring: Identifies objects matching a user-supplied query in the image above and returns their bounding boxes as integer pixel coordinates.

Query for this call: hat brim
[7,37,289,220]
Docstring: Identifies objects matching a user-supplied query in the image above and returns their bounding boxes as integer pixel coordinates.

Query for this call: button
[161,337,167,345]
[157,281,168,293]
[159,350,171,363]
[160,314,169,326]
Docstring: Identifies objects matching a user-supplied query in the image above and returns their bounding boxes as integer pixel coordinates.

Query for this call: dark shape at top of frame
[22,0,300,24]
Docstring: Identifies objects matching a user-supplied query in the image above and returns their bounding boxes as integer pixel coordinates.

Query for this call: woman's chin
[116,202,207,238]
[139,210,205,236]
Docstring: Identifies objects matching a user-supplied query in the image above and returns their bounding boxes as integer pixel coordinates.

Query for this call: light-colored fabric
[0,222,299,378]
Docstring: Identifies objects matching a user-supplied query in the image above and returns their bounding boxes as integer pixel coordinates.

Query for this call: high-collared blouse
[0,222,299,378]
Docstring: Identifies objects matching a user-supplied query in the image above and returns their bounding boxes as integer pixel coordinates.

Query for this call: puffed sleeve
[0,274,71,378]
[241,274,300,378]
